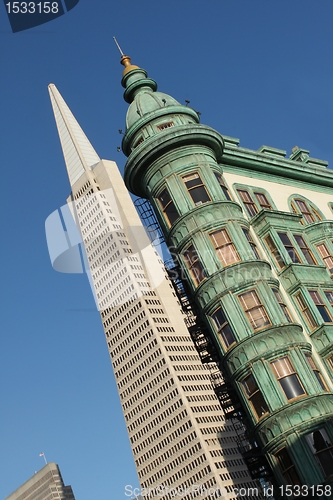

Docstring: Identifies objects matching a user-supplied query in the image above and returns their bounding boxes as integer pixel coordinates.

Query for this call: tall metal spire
[48,84,100,186]
[113,36,124,56]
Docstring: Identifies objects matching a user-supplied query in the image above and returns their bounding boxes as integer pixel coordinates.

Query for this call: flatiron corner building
[48,52,333,499]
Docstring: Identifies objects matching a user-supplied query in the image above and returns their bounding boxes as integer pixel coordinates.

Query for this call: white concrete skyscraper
[47,84,264,500]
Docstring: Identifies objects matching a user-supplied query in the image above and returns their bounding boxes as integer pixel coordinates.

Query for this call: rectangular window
[237,189,258,217]
[209,229,240,266]
[295,293,317,329]
[277,233,301,263]
[254,192,272,210]
[275,448,301,486]
[242,374,269,419]
[293,234,316,265]
[183,173,210,206]
[157,121,174,131]
[183,245,206,286]
[265,235,285,269]
[327,355,333,371]
[243,228,261,259]
[272,288,293,323]
[295,199,316,224]
[308,290,333,323]
[305,429,333,478]
[238,290,271,330]
[324,291,333,306]
[305,354,327,391]
[211,307,236,349]
[157,188,180,226]
[271,357,305,400]
[214,173,232,201]
[316,243,333,274]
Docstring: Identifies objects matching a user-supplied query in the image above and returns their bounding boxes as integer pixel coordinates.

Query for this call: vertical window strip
[275,448,302,486]
[295,293,317,329]
[242,374,269,419]
[237,189,258,217]
[272,288,293,323]
[327,355,333,371]
[271,357,306,400]
[308,290,333,323]
[316,243,333,273]
[183,245,206,286]
[157,188,180,226]
[242,228,261,259]
[214,173,232,201]
[209,229,240,267]
[324,291,333,307]
[238,290,271,330]
[293,234,316,265]
[211,307,236,349]
[305,354,327,391]
[278,232,301,263]
[265,235,285,269]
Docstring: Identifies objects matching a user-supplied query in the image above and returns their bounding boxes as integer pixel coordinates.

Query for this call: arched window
[289,196,324,225]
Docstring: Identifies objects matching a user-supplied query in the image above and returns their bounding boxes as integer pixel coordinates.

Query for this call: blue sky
[1,1,333,499]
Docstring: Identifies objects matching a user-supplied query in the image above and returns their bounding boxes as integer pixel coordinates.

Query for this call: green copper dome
[126,91,180,129]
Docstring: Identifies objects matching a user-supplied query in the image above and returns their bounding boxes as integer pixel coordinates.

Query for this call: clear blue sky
[1,1,333,499]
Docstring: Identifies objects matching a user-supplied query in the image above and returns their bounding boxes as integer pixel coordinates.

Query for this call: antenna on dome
[113,37,124,57]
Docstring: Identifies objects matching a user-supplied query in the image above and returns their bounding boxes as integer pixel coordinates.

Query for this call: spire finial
[113,37,140,76]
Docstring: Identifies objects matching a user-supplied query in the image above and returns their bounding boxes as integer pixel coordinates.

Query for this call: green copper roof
[126,90,180,129]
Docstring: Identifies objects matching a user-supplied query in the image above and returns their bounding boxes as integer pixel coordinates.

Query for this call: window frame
[238,289,271,331]
[327,355,333,371]
[211,307,237,350]
[242,227,261,260]
[254,191,272,210]
[272,288,293,323]
[316,242,333,274]
[264,234,285,269]
[213,172,232,201]
[157,187,180,227]
[236,189,258,217]
[270,356,306,401]
[209,228,241,267]
[293,234,317,265]
[290,196,323,225]
[308,289,333,324]
[241,373,269,420]
[182,244,207,286]
[305,429,333,479]
[275,448,302,486]
[157,121,174,131]
[182,172,211,206]
[305,353,327,391]
[277,232,301,264]
[294,292,317,330]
